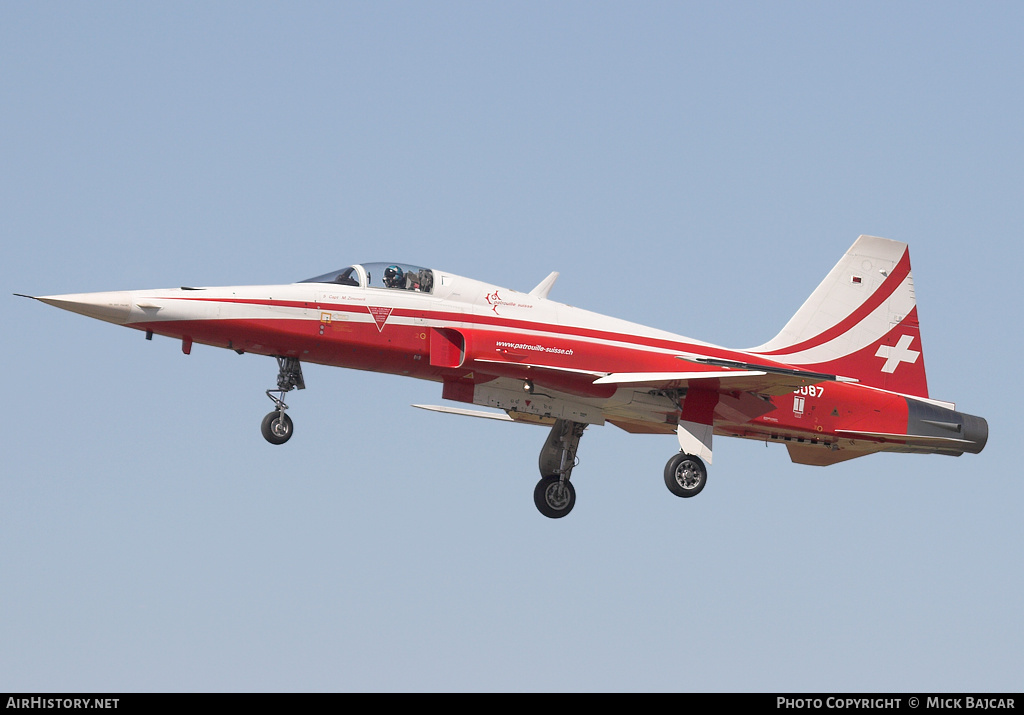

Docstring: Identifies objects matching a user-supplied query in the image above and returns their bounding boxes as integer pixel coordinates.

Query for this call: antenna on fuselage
[529,271,559,300]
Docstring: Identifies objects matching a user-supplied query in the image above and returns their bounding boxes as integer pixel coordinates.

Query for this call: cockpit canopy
[300,262,434,293]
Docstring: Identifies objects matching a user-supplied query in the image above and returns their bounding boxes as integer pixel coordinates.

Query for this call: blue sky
[2,2,1021,692]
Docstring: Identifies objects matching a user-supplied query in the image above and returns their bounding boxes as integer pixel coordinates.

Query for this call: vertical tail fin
[748,235,929,398]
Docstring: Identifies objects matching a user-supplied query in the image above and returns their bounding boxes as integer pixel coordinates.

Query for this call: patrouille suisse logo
[485,290,503,314]
[485,290,533,316]
[367,306,393,332]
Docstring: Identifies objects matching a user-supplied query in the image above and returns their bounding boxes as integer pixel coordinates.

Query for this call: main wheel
[534,475,576,519]
[261,411,294,445]
[664,453,707,498]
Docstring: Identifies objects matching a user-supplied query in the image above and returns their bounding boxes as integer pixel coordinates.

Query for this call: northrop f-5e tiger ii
[19,235,988,518]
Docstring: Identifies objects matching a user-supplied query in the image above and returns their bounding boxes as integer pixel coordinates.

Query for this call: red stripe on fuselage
[150,295,737,360]
[142,294,842,378]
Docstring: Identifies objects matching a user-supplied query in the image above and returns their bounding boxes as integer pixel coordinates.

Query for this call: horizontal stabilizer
[787,443,881,466]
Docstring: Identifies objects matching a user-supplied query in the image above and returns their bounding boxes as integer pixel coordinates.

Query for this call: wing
[412,403,556,426]
[422,329,859,462]
[595,352,856,396]
[593,355,861,464]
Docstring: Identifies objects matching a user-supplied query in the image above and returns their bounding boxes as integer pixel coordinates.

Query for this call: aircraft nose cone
[35,291,134,325]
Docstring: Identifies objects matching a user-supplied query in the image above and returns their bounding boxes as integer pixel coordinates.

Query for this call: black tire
[261,411,294,445]
[533,475,576,519]
[664,453,707,498]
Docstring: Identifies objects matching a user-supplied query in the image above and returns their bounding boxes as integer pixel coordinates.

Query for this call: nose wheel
[261,411,294,445]
[262,356,304,445]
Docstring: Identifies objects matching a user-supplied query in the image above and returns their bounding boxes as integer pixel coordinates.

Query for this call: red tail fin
[749,235,929,398]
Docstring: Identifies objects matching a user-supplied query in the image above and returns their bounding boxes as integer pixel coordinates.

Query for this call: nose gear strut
[261,356,305,445]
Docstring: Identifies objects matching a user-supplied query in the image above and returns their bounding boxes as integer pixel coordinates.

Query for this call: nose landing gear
[261,411,294,445]
[261,356,304,445]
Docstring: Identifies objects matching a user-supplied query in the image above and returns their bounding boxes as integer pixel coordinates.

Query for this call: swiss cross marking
[875,334,920,373]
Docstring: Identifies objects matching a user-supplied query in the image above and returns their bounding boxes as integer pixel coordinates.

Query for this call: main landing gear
[261,356,305,445]
[663,452,708,498]
[529,421,711,518]
[534,419,586,519]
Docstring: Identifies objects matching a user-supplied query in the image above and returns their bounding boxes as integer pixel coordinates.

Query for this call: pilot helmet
[384,265,404,286]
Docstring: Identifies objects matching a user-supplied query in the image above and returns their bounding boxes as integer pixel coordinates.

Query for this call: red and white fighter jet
[20,235,987,518]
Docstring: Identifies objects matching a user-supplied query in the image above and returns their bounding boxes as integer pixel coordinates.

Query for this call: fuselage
[34,261,987,462]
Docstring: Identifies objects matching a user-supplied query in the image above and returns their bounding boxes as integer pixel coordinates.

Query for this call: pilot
[383,265,405,289]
